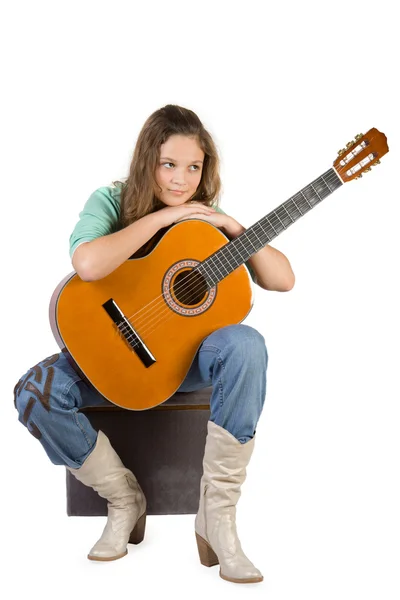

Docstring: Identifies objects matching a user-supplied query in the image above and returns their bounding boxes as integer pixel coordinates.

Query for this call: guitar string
[118,169,340,346]
[112,172,338,348]
[119,169,340,340]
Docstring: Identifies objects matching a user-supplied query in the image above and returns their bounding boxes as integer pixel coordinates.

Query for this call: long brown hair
[113,104,222,230]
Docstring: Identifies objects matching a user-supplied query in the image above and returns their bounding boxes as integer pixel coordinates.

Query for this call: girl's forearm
[72,212,163,281]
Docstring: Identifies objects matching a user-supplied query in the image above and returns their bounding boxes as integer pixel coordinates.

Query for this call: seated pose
[14,104,295,584]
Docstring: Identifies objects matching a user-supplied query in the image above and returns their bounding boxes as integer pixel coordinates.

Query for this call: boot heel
[129,512,146,545]
[195,532,219,567]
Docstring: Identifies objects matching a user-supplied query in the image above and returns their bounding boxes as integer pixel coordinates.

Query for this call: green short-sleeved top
[69,184,257,283]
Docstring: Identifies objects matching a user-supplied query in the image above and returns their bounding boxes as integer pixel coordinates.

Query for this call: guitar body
[50,219,254,410]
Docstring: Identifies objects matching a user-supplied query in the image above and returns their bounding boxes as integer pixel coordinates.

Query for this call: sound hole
[172,269,208,306]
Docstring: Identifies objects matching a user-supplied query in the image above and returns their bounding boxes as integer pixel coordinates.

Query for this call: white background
[1,1,399,598]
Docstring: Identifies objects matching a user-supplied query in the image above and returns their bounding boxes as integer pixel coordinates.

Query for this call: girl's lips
[169,190,185,195]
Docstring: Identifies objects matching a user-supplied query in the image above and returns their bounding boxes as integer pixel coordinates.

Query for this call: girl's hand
[175,209,229,230]
[156,201,219,228]
[178,211,246,238]
[176,209,244,237]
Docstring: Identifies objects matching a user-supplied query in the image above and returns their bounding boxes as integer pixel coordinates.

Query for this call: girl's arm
[226,221,295,292]
[71,200,213,282]
[72,211,164,281]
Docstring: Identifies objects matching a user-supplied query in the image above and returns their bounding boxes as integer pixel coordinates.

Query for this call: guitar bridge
[102,298,156,368]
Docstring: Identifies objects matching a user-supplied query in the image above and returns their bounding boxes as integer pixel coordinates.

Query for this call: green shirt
[69,184,257,283]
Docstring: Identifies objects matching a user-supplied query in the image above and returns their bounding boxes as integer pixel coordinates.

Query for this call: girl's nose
[171,168,186,184]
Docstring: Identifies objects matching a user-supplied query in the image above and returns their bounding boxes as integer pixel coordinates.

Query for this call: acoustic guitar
[49,128,389,410]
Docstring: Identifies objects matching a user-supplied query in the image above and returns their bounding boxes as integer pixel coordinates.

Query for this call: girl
[14,104,295,584]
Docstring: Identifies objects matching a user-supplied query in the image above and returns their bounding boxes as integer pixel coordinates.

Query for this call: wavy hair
[113,104,222,231]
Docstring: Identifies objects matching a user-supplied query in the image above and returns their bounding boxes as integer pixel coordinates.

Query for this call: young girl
[14,104,295,584]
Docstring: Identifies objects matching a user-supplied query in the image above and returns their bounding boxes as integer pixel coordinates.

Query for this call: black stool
[66,387,212,515]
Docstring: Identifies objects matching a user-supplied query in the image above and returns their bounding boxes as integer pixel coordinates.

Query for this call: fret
[266,215,279,235]
[260,220,274,242]
[313,178,330,199]
[321,174,332,192]
[291,197,304,216]
[249,226,264,248]
[215,249,232,275]
[205,260,220,285]
[211,256,228,279]
[224,244,241,267]
[233,235,251,260]
[304,184,320,206]
[243,231,258,252]
[284,201,299,221]
[273,210,287,229]
[249,222,265,246]
[300,189,313,209]
[301,187,318,210]
[310,182,322,201]
[199,262,216,286]
[281,204,295,224]
[204,262,214,279]
[254,223,269,246]
[260,218,276,240]
[326,169,342,189]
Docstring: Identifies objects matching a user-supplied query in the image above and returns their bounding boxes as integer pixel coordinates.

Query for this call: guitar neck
[196,167,343,286]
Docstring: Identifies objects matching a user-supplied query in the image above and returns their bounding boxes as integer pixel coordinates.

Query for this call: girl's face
[155,134,204,205]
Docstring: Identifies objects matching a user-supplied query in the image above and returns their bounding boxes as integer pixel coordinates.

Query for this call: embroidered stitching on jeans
[24,367,55,412]
[14,357,60,440]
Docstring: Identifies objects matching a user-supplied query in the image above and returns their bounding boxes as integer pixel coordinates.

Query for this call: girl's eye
[162,162,200,171]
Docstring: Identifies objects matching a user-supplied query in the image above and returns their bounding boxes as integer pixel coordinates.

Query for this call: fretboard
[196,168,343,286]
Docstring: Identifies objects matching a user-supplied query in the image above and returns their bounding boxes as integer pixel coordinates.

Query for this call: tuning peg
[346,141,354,149]
[337,148,346,156]
[354,133,364,141]
[355,173,363,179]
[374,159,381,165]
[364,167,372,172]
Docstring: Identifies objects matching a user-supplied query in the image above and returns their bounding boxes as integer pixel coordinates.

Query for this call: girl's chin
[163,194,189,204]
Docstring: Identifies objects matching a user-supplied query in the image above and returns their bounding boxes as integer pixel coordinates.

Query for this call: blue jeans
[14,324,268,469]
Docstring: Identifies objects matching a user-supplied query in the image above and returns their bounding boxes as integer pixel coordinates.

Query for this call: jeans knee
[13,352,69,425]
[222,324,268,367]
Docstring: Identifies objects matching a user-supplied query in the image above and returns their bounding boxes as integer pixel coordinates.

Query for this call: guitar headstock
[333,128,388,182]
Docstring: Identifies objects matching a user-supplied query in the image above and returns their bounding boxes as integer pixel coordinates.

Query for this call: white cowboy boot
[67,430,146,561]
[195,421,263,583]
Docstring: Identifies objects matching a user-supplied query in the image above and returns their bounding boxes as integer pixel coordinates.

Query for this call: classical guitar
[49,128,389,410]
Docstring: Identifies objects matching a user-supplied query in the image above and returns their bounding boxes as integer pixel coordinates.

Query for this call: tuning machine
[338,133,366,156]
